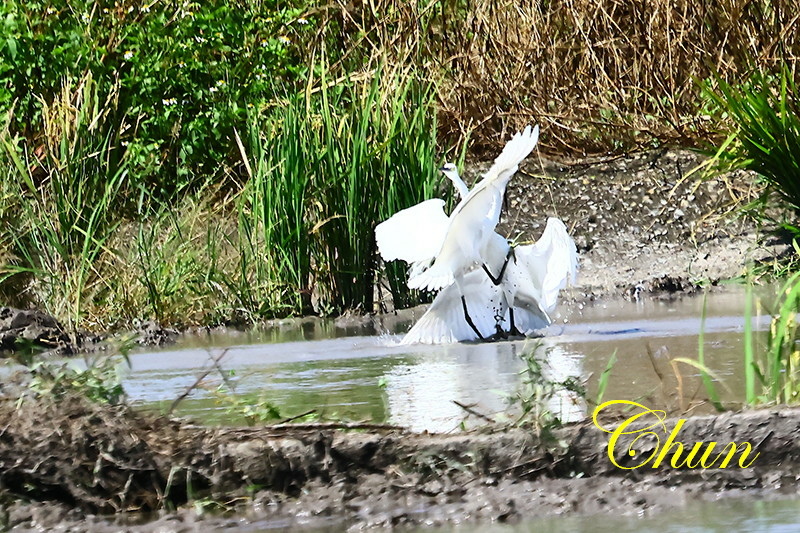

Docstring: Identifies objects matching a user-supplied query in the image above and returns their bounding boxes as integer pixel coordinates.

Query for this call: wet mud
[0,307,72,356]
[1,396,798,531]
[501,149,784,299]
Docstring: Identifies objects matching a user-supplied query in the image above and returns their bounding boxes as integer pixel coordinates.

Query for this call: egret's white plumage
[374,199,449,264]
[440,162,469,199]
[495,218,578,334]
[400,268,505,344]
[374,123,578,344]
[407,125,540,292]
[401,219,577,344]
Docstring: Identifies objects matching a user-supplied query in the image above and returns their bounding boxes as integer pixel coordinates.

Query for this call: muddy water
[409,497,800,533]
[124,287,770,432]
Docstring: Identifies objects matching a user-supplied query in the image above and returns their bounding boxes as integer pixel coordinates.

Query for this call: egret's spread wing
[408,186,497,290]
[406,125,540,293]
[407,182,504,291]
[481,125,540,183]
[401,270,504,345]
[526,217,578,313]
[448,124,540,222]
[375,199,449,263]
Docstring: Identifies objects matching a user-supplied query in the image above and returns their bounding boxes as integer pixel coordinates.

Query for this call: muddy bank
[1,396,798,531]
[0,307,71,355]
[501,149,785,299]
[0,307,179,358]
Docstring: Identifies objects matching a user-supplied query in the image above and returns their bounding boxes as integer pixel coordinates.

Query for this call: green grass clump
[1,77,129,328]
[743,270,800,405]
[0,61,447,330]
[702,66,800,227]
[237,62,448,316]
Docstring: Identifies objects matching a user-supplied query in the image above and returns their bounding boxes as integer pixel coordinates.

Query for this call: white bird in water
[375,125,578,344]
[400,217,577,345]
[406,125,540,294]
[377,126,539,338]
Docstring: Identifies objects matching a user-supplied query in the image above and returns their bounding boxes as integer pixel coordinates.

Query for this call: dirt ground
[503,148,784,298]
[1,394,799,531]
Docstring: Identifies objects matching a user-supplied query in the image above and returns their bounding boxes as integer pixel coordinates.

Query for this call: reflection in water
[537,339,587,424]
[409,497,800,533]
[117,288,771,432]
[384,343,523,432]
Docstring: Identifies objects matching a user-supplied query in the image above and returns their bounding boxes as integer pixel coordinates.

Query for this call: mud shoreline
[2,396,798,531]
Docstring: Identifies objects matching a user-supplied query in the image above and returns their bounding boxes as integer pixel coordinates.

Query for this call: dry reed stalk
[319,0,800,156]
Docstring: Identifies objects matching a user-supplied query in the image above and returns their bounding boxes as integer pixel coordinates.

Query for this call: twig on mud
[278,409,317,424]
[753,429,775,452]
[264,422,404,432]
[168,349,229,415]
[452,400,495,423]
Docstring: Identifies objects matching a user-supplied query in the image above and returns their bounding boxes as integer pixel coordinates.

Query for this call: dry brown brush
[322,0,800,155]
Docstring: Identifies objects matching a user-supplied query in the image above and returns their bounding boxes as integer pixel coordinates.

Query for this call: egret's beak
[438,166,448,173]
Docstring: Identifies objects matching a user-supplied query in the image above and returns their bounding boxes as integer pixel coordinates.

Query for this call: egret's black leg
[482,247,515,286]
[494,316,508,339]
[508,308,524,337]
[461,295,484,340]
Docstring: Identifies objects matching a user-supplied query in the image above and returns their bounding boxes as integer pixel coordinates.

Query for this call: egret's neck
[447,170,470,199]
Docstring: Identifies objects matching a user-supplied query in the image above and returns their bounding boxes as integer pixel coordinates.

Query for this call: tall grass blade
[744,276,756,405]
[698,291,724,411]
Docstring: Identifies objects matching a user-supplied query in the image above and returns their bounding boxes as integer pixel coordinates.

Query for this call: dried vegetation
[329,0,800,154]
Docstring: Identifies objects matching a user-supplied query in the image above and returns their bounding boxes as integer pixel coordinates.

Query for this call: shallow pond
[122,287,771,432]
[410,496,800,533]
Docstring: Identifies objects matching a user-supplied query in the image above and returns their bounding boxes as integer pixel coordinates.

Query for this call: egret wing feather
[401,270,503,344]
[481,125,539,183]
[375,199,449,263]
[408,125,540,292]
[526,217,578,313]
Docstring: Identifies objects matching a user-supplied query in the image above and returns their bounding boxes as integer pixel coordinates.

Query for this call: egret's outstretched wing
[406,192,495,290]
[523,217,578,313]
[375,199,449,264]
[408,125,540,292]
[401,270,504,345]
[481,124,540,184]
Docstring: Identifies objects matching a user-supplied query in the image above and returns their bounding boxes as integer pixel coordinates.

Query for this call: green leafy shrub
[0,0,316,196]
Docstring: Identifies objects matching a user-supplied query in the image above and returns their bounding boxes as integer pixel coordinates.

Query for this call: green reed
[702,65,800,227]
[1,78,128,327]
[737,269,800,406]
[237,61,446,315]
[763,272,800,403]
[236,104,314,317]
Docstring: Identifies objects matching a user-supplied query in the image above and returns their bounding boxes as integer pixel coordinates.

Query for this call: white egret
[407,125,540,293]
[375,124,577,343]
[400,217,577,345]
[377,174,577,343]
[439,162,469,199]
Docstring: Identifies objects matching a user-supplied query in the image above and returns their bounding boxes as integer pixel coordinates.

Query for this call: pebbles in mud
[0,306,71,355]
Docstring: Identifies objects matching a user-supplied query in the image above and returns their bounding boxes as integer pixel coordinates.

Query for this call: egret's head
[439,162,460,183]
